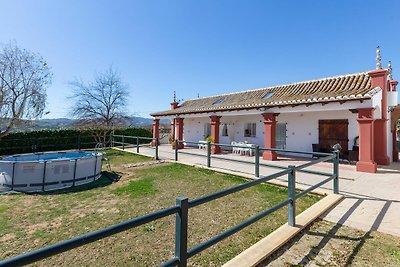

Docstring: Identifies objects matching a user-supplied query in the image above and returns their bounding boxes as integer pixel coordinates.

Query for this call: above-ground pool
[0,151,103,193]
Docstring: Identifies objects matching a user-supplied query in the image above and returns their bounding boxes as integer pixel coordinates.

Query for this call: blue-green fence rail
[0,136,339,266]
[0,135,100,156]
[112,134,159,160]
[172,140,339,194]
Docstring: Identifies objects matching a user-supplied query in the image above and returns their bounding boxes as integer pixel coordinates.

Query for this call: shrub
[0,128,151,155]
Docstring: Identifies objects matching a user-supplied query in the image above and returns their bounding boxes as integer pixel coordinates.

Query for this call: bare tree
[69,67,129,145]
[0,43,52,138]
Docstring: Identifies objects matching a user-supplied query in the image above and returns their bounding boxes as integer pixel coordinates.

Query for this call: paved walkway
[121,145,400,237]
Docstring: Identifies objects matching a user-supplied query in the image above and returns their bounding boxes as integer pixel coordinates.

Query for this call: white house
[151,48,398,173]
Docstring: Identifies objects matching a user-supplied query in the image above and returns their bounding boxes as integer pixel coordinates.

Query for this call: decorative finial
[388,61,393,80]
[376,46,382,69]
[173,90,176,102]
[197,93,200,98]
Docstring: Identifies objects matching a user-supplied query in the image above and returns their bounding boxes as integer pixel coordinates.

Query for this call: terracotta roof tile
[151,71,378,117]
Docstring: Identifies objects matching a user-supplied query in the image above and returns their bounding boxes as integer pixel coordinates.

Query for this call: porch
[154,104,392,173]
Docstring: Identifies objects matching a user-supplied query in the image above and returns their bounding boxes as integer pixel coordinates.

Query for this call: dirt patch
[259,219,400,267]
[26,222,49,235]
[0,233,16,242]
[122,160,168,169]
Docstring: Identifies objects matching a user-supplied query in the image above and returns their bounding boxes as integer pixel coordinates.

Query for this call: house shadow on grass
[36,171,122,195]
[258,195,394,266]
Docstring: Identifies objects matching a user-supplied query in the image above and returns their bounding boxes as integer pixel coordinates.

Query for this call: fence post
[42,161,47,192]
[255,145,260,177]
[111,129,115,148]
[93,155,98,181]
[207,141,211,168]
[333,150,339,194]
[155,138,159,160]
[72,159,78,187]
[136,137,140,153]
[288,165,296,227]
[175,196,188,267]
[77,135,81,151]
[175,140,178,161]
[122,135,125,150]
[33,138,36,153]
[11,162,15,191]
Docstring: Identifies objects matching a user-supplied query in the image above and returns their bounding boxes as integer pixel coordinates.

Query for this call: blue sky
[1,0,399,118]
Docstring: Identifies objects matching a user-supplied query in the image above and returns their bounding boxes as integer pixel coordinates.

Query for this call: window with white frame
[204,123,211,137]
[222,123,228,136]
[244,123,256,137]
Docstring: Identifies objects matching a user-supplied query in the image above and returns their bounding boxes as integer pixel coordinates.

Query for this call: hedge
[0,128,152,156]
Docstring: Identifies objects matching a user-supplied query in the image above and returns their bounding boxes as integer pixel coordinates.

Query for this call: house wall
[182,109,359,153]
[183,117,210,146]
[278,110,359,153]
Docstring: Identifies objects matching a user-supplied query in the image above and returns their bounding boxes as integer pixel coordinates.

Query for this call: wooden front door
[319,120,349,152]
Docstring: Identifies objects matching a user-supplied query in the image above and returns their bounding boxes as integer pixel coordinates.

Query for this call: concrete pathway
[121,145,400,237]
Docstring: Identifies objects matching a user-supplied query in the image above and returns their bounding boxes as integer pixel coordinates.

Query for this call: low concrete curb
[222,194,344,267]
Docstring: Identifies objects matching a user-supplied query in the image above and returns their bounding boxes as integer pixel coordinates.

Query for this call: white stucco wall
[183,117,210,146]
[278,110,359,153]
[182,109,359,153]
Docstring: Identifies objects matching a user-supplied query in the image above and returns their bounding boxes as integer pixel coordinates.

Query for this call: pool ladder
[102,152,111,172]
[94,143,111,171]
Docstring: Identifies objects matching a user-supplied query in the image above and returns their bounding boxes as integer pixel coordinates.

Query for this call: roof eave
[150,97,372,117]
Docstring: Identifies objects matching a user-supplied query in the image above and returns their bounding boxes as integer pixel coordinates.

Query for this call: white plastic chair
[237,142,245,155]
[198,141,207,150]
[231,141,238,154]
[245,144,254,156]
[238,143,254,156]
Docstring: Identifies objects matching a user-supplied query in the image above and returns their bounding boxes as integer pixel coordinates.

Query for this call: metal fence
[173,140,338,191]
[0,135,101,156]
[112,134,159,160]
[0,136,339,267]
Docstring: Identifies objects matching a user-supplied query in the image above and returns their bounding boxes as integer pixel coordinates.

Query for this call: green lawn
[104,148,152,165]
[0,149,320,266]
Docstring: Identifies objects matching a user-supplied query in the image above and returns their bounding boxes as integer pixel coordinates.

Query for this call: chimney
[388,61,398,92]
[368,46,388,119]
[170,90,179,109]
[390,80,398,92]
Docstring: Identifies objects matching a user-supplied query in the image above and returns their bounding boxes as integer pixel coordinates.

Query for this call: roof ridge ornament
[388,61,393,80]
[376,46,382,69]
[173,90,177,102]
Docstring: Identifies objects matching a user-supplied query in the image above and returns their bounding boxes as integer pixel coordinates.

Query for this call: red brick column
[262,113,278,161]
[390,81,399,162]
[175,118,184,149]
[368,69,389,165]
[210,116,221,154]
[374,119,390,165]
[393,130,398,162]
[151,119,159,146]
[356,108,377,173]
[369,69,388,119]
[170,119,175,141]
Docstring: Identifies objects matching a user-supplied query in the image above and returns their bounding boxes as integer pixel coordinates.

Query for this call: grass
[0,149,321,266]
[104,148,152,165]
[113,178,157,198]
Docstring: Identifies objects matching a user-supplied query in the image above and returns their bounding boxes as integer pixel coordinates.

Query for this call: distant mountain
[6,117,170,132]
